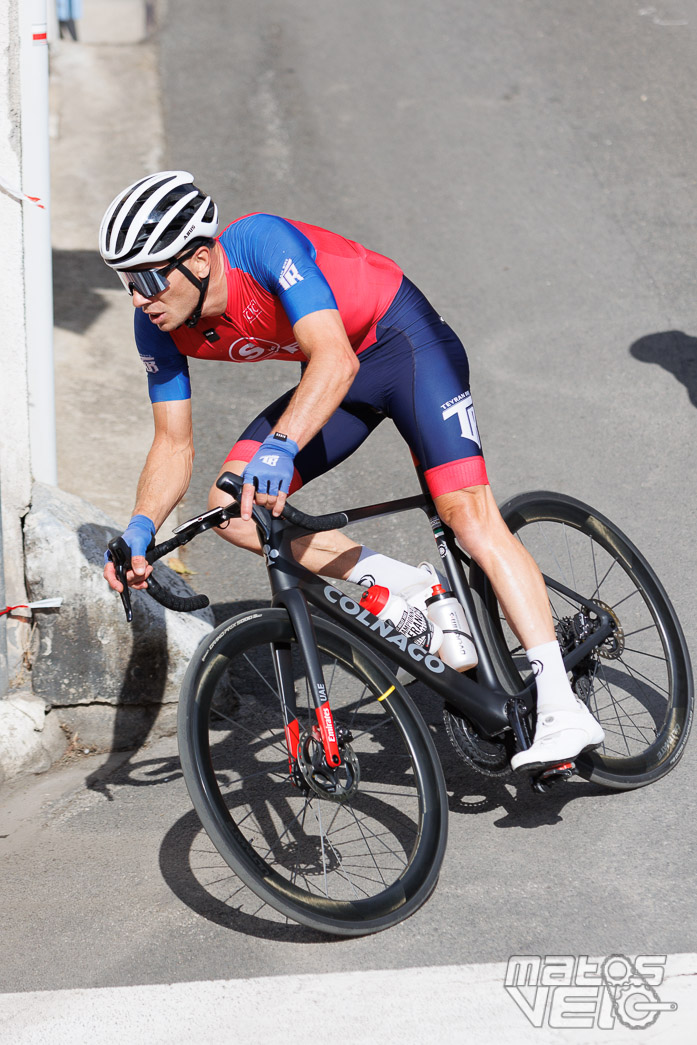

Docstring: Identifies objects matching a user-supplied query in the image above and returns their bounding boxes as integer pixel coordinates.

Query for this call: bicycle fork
[270,587,344,779]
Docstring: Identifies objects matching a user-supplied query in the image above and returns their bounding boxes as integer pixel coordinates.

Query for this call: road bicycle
[109,472,693,936]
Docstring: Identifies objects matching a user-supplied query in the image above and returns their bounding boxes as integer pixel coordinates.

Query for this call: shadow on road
[424,695,611,828]
[148,684,611,943]
[630,330,697,407]
[53,247,115,334]
[82,598,267,799]
[159,806,340,944]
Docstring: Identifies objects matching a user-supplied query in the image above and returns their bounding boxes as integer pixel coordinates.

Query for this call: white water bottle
[425,585,478,670]
[360,585,444,654]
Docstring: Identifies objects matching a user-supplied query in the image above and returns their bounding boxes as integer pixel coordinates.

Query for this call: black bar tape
[145,573,210,613]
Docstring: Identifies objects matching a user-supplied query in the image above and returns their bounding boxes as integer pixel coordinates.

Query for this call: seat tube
[415,470,501,690]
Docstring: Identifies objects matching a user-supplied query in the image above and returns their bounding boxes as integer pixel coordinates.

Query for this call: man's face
[131,266,199,331]
[124,247,210,331]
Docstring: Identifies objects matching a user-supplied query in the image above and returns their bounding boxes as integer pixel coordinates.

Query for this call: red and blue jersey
[135,213,403,403]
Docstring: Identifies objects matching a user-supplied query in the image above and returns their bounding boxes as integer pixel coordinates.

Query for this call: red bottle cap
[359,585,390,615]
[426,583,452,606]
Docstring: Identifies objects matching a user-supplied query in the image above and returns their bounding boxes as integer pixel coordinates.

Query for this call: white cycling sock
[346,548,429,592]
[526,640,576,712]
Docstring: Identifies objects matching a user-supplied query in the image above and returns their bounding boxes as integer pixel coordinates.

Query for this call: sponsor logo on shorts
[441,390,481,446]
[139,354,159,374]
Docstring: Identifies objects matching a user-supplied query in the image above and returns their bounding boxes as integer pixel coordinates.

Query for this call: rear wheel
[470,491,693,789]
[178,608,448,935]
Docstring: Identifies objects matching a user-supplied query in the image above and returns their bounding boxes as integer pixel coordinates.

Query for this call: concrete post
[19,0,57,487]
[0,0,34,680]
[0,477,8,698]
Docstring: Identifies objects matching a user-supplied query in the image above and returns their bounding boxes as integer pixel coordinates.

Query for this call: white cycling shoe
[510,699,605,773]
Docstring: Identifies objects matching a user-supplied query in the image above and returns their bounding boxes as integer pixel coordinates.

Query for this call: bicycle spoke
[183,613,442,926]
[621,646,667,662]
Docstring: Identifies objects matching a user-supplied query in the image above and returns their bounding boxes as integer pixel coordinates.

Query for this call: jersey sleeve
[234,214,338,325]
[134,308,191,402]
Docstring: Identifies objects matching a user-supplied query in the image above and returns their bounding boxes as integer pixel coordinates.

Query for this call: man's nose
[131,289,151,308]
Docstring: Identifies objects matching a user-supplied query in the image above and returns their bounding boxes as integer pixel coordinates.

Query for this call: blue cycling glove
[243,433,299,496]
[105,514,156,565]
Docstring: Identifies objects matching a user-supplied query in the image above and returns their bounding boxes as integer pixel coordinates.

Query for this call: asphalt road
[156,0,697,957]
[4,0,697,1014]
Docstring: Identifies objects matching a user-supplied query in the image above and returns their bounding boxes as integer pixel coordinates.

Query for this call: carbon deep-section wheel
[177,608,448,935]
[470,491,693,789]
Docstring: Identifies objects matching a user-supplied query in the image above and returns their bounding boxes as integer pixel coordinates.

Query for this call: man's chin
[156,316,180,332]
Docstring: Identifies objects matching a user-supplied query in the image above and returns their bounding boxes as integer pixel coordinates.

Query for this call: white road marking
[0,955,695,1045]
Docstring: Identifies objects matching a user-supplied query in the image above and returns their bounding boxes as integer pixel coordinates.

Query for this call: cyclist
[100,170,603,772]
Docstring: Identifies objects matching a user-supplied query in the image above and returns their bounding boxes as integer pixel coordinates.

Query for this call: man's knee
[435,484,493,527]
[208,460,254,548]
[434,485,506,556]
[208,458,246,509]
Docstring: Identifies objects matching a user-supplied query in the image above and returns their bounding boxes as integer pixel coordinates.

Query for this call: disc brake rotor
[295,729,361,802]
[593,599,625,660]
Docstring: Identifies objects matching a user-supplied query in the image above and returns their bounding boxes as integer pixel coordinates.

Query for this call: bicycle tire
[177,608,448,936]
[469,491,693,790]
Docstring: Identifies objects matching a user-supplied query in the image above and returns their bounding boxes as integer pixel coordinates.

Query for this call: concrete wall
[0,0,33,685]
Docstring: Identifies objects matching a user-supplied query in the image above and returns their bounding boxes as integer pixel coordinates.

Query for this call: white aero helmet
[99,170,219,270]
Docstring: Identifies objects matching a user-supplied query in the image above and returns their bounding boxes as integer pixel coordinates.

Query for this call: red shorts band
[423,455,489,497]
[224,439,304,494]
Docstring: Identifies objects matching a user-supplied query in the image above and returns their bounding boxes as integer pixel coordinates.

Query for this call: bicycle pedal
[531,760,575,794]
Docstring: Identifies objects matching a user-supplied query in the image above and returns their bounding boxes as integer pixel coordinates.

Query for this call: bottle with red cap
[425,585,478,670]
[359,585,443,654]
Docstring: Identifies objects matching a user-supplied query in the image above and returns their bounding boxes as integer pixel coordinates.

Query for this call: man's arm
[104,398,194,591]
[240,309,359,519]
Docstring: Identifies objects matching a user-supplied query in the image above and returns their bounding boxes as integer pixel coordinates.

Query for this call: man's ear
[191,244,212,278]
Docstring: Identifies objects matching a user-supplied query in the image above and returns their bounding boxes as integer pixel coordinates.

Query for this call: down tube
[303,577,519,737]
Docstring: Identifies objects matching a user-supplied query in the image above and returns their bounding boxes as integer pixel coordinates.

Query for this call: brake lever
[106,536,134,623]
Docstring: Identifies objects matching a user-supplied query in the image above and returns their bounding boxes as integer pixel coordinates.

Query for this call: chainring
[443,708,511,777]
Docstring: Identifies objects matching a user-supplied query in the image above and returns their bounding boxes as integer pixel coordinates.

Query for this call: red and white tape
[0,174,46,209]
[1,598,63,617]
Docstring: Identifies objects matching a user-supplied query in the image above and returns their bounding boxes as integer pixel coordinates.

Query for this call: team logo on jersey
[228,337,302,361]
[243,298,262,323]
[279,258,304,290]
[441,391,481,447]
[139,354,159,374]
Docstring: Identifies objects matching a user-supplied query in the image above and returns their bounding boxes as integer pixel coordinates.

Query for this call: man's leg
[434,483,604,769]
[208,459,434,590]
[433,484,554,648]
[208,458,363,579]
[367,279,604,770]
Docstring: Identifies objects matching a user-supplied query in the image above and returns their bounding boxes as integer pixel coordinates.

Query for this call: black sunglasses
[117,246,200,298]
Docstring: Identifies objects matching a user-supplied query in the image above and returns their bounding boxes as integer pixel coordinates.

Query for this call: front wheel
[470,491,693,790]
[177,608,448,936]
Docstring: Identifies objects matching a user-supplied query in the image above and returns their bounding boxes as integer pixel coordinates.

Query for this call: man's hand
[241,434,299,520]
[104,514,156,592]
